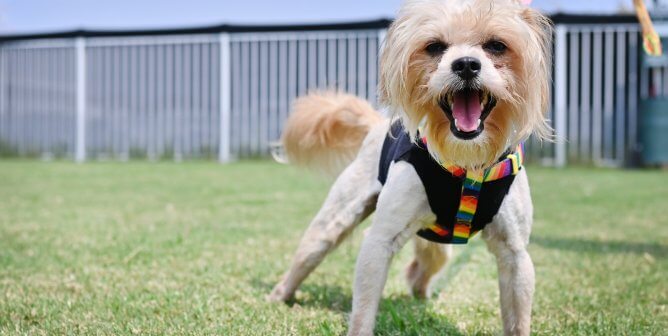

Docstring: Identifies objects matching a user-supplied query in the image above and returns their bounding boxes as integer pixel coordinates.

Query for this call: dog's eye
[425,42,448,56]
[483,40,508,55]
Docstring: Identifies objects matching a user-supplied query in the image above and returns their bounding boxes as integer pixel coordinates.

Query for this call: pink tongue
[452,91,482,132]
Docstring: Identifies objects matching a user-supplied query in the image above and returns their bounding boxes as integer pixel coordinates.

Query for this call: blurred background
[1,2,667,335]
[0,0,667,167]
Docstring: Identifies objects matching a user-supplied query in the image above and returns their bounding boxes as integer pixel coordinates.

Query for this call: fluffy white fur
[269,1,552,335]
[381,0,552,169]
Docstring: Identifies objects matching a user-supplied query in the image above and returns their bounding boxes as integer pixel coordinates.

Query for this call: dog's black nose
[452,57,481,80]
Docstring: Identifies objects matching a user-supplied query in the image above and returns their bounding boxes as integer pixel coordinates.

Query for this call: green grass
[0,160,666,335]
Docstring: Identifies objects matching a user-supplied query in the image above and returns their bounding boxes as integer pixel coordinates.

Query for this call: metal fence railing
[0,16,661,167]
[0,23,386,162]
[0,40,77,159]
[84,36,224,161]
[228,31,382,159]
[553,24,642,167]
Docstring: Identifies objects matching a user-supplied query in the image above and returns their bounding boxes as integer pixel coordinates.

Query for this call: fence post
[554,25,568,168]
[378,29,387,48]
[0,48,5,147]
[75,37,87,163]
[219,32,232,163]
[377,28,387,113]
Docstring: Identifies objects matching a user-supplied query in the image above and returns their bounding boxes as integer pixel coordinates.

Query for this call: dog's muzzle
[439,89,497,140]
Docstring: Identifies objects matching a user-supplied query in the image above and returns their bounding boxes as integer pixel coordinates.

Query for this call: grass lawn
[0,160,666,335]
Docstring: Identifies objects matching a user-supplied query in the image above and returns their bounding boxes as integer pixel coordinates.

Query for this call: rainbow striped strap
[430,143,525,244]
[451,170,484,244]
[440,143,524,182]
[483,143,524,182]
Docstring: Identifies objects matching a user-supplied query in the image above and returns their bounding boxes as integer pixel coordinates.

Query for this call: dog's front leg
[487,239,535,336]
[483,171,535,336]
[348,162,431,336]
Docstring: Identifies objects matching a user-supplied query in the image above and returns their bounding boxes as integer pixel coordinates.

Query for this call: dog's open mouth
[439,89,497,140]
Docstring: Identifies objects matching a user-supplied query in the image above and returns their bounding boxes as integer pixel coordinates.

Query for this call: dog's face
[380,0,552,169]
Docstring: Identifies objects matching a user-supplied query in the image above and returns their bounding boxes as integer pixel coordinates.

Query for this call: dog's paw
[405,260,430,299]
[266,284,293,303]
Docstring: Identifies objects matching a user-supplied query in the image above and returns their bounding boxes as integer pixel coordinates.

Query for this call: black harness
[378,122,519,244]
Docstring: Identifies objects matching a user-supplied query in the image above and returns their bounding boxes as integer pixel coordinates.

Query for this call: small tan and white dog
[268,0,552,335]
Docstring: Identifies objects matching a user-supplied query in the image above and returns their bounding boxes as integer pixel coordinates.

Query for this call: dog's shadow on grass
[253,280,466,335]
[531,235,668,258]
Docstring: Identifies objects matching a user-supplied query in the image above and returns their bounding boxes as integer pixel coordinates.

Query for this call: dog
[268,0,552,335]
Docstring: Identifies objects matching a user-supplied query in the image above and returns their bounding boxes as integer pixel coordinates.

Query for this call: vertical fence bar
[615,29,627,164]
[664,66,668,96]
[568,30,580,161]
[337,38,346,91]
[627,31,639,160]
[307,39,317,89]
[173,44,183,161]
[219,33,232,163]
[147,44,156,160]
[347,34,357,95]
[327,37,337,90]
[0,48,5,149]
[378,29,387,51]
[260,41,269,154]
[16,48,24,155]
[240,42,251,157]
[377,29,387,108]
[367,36,378,106]
[580,29,592,162]
[204,43,213,158]
[10,49,16,153]
[138,44,148,158]
[554,25,568,167]
[278,40,288,135]
[75,37,87,162]
[0,47,5,148]
[250,41,259,155]
[317,39,327,88]
[269,40,279,144]
[640,61,649,100]
[230,42,240,156]
[23,48,30,154]
[357,37,368,99]
[592,29,603,164]
[603,30,615,163]
[182,44,192,157]
[86,47,96,158]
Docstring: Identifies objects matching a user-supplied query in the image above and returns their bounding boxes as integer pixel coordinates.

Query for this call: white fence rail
[0,40,78,159]
[552,24,644,167]
[0,18,665,167]
[228,31,382,158]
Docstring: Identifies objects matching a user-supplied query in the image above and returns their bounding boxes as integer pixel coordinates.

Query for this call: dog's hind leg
[483,171,535,336]
[268,156,381,302]
[405,238,452,299]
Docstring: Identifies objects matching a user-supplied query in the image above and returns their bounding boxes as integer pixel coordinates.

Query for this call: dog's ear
[518,7,554,141]
[379,19,407,110]
[378,16,419,134]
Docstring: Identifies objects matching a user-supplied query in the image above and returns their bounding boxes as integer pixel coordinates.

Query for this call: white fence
[553,24,641,167]
[0,17,666,166]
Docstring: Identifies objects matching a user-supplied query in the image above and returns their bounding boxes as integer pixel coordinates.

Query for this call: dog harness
[378,122,525,244]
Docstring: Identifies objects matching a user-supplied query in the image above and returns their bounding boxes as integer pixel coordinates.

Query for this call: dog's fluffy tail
[277,92,384,177]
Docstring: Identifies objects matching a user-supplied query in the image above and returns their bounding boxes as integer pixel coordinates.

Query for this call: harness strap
[421,134,525,244]
[451,169,485,243]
